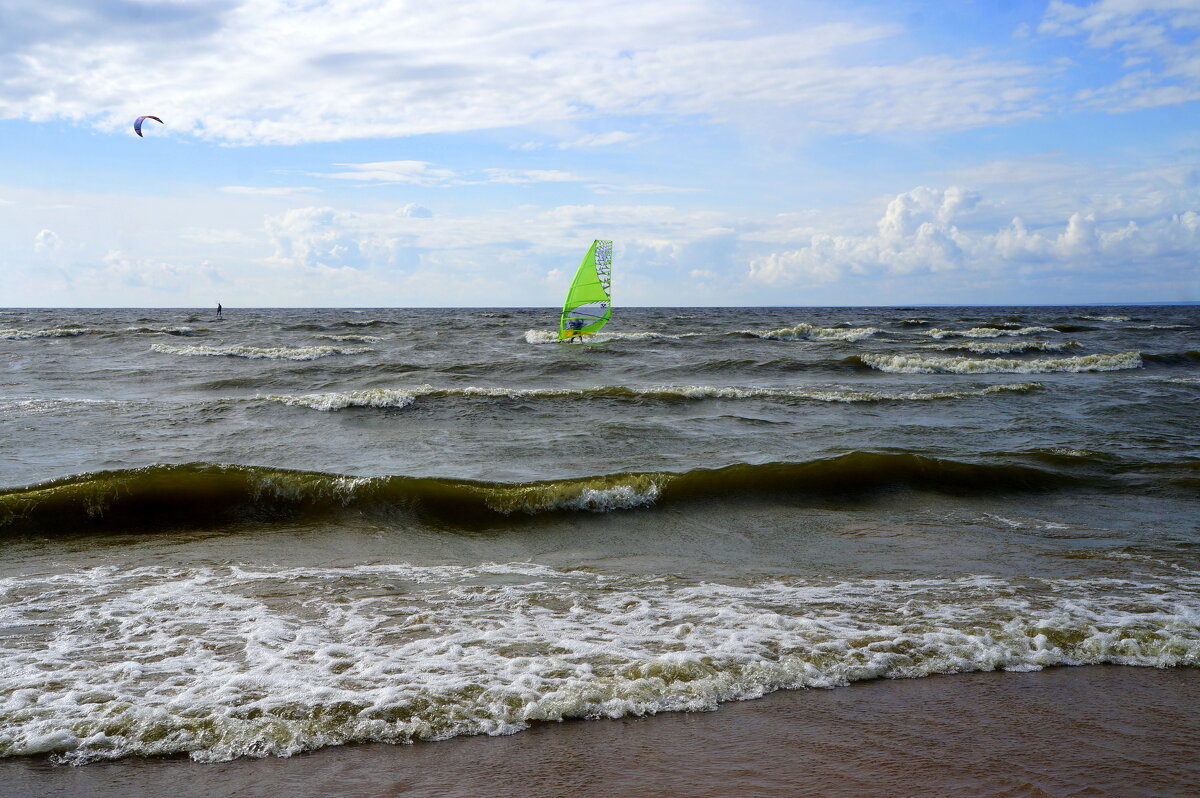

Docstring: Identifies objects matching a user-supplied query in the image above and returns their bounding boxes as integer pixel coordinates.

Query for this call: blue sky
[1,0,1197,307]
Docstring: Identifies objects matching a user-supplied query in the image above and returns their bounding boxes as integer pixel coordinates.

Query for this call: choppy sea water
[0,305,1197,764]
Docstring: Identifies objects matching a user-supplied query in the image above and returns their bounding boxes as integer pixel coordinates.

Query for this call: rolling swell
[1143,350,1200,367]
[0,454,1083,534]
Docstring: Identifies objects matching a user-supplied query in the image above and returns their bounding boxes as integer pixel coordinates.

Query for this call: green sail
[559,240,613,341]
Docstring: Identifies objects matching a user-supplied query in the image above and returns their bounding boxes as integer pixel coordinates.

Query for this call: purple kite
[134,116,163,137]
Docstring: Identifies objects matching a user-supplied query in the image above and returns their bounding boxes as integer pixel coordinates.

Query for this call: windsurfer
[217,303,223,319]
[565,318,585,341]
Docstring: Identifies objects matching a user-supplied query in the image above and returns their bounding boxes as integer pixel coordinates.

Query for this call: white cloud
[483,169,584,184]
[33,229,61,255]
[3,155,1194,306]
[0,1,1051,144]
[587,183,702,195]
[1040,1,1200,110]
[86,251,227,293]
[265,207,416,272]
[220,186,319,196]
[559,131,637,149]
[308,161,459,185]
[748,184,1200,287]
[397,203,433,218]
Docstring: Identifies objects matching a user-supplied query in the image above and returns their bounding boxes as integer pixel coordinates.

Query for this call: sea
[0,305,1197,772]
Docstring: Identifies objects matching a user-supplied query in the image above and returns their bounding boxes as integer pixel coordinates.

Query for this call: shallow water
[0,305,1197,765]
[4,667,1196,798]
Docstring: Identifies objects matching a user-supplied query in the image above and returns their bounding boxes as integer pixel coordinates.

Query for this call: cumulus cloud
[266,207,416,272]
[397,203,433,219]
[0,0,1051,144]
[33,229,61,255]
[749,184,1200,286]
[87,251,226,292]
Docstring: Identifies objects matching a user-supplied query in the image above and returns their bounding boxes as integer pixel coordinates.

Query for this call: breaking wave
[934,340,1078,354]
[315,333,384,343]
[151,344,374,361]
[924,326,1054,340]
[123,326,203,336]
[0,562,1195,764]
[742,323,880,342]
[258,382,1044,412]
[336,319,398,328]
[0,327,102,340]
[523,329,696,344]
[860,351,1142,374]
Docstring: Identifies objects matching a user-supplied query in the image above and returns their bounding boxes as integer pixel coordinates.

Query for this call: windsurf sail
[559,240,612,341]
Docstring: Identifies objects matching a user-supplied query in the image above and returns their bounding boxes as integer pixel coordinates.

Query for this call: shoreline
[3,665,1197,797]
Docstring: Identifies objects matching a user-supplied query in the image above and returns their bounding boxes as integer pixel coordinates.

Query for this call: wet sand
[3,665,1197,798]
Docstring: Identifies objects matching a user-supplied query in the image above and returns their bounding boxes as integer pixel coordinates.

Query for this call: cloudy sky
[1,0,1197,307]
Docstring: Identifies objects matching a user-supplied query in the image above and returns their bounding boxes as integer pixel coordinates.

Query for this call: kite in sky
[133,116,163,137]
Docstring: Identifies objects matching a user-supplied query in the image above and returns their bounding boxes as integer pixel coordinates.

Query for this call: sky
[0,0,1197,307]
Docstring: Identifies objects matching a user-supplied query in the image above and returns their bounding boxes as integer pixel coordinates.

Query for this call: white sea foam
[743,323,879,342]
[124,326,201,336]
[1080,315,1131,322]
[636,384,1043,402]
[935,340,1077,354]
[1047,448,1099,457]
[152,343,374,360]
[0,327,101,340]
[260,388,419,411]
[0,563,1195,764]
[523,329,695,344]
[315,333,384,343]
[258,382,1044,411]
[0,398,126,417]
[861,351,1142,374]
[924,326,1054,339]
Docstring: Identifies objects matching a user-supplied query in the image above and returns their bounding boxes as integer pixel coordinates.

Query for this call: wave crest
[0,454,1077,534]
[0,327,101,340]
[258,382,1044,411]
[151,343,373,360]
[860,351,1142,374]
[924,326,1054,339]
[743,323,879,342]
[935,340,1078,354]
[124,326,203,336]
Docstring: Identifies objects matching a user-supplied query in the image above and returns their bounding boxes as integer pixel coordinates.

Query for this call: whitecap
[861,351,1142,374]
[924,326,1054,340]
[152,343,373,360]
[743,323,879,342]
